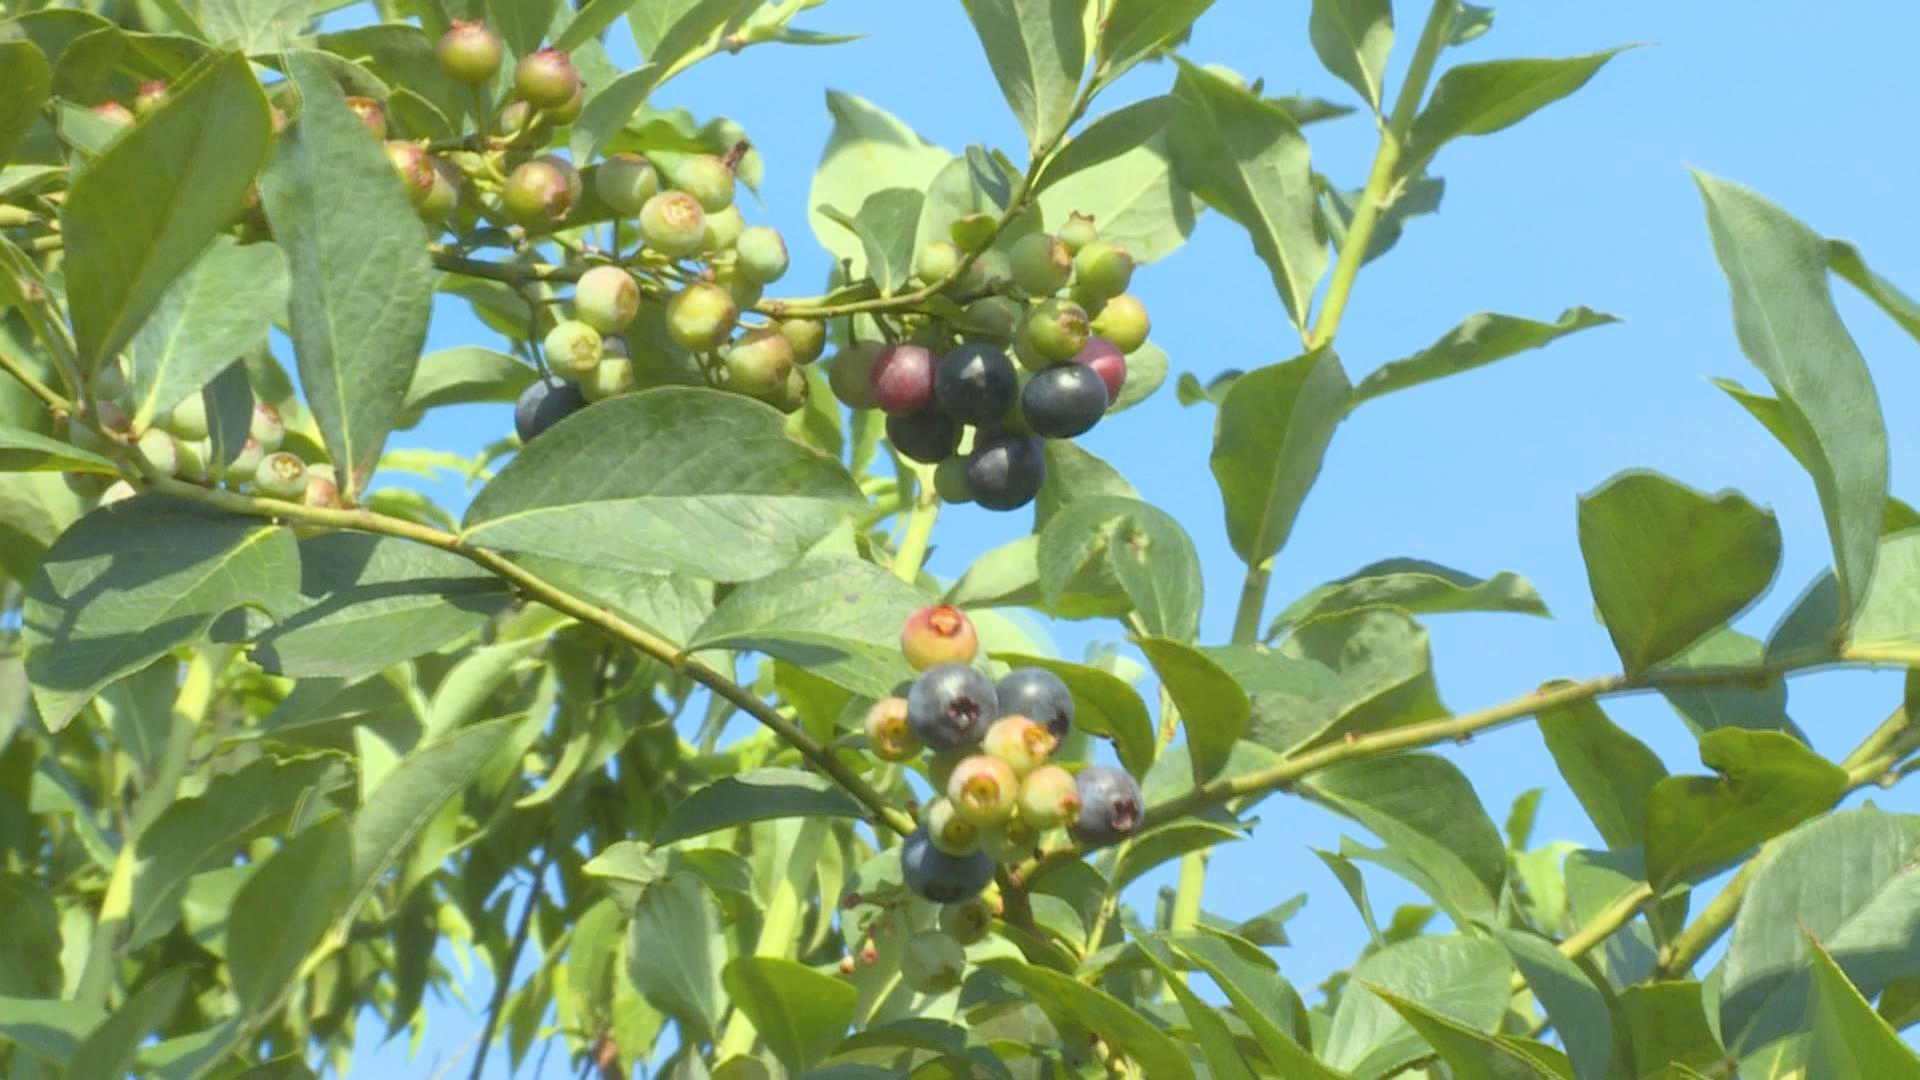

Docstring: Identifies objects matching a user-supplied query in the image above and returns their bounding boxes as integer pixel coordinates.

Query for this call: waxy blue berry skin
[514,376,587,444]
[935,343,1018,425]
[964,431,1046,512]
[995,668,1074,741]
[886,409,960,464]
[1069,765,1143,848]
[901,825,995,902]
[1021,362,1107,439]
[907,663,999,751]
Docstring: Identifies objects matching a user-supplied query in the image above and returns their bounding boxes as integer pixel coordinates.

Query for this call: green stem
[468,854,550,1080]
[0,348,70,413]
[1229,560,1271,645]
[891,488,941,584]
[715,817,827,1061]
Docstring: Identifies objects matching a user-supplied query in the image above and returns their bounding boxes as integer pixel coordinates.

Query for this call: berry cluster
[824,216,1149,512]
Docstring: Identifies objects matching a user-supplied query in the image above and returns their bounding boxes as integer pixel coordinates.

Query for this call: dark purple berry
[964,431,1046,512]
[996,667,1074,741]
[870,343,937,415]
[1021,363,1107,439]
[886,409,960,465]
[901,825,995,903]
[515,375,587,443]
[1070,765,1142,848]
[907,662,999,751]
[935,343,1018,426]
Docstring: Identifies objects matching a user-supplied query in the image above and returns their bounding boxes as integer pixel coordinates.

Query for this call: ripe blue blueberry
[995,667,1074,740]
[514,375,587,444]
[935,343,1018,425]
[1021,362,1107,439]
[886,409,960,465]
[1070,765,1143,848]
[907,662,999,751]
[901,825,995,903]
[964,431,1046,512]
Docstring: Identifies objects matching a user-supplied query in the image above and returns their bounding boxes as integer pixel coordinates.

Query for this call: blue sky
[355,1,1920,1074]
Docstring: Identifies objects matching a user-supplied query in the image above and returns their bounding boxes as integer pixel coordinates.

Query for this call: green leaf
[22,497,300,730]
[1694,171,1888,622]
[247,533,510,680]
[1576,470,1781,677]
[1720,807,1920,1058]
[62,50,272,379]
[1322,934,1512,1080]
[817,187,925,294]
[1301,754,1507,926]
[66,967,190,1080]
[1489,928,1612,1080]
[721,957,858,1072]
[1270,557,1547,638]
[943,533,1130,620]
[1037,495,1202,641]
[976,955,1195,1080]
[989,653,1154,776]
[1803,934,1920,1078]
[1656,627,1799,738]
[1260,607,1445,753]
[1615,981,1725,1077]
[1829,238,1920,347]
[1537,698,1668,850]
[809,92,951,267]
[1351,307,1618,406]
[1035,95,1200,264]
[1847,529,1920,662]
[1406,50,1628,171]
[627,874,727,1040]
[690,557,921,698]
[1035,437,1139,529]
[1112,340,1169,414]
[0,995,104,1067]
[0,425,118,474]
[1309,0,1392,110]
[348,718,520,921]
[485,0,560,56]
[1094,0,1213,83]
[227,816,352,1017]
[1135,937,1260,1080]
[1169,60,1326,327]
[1111,817,1245,890]
[1320,173,1444,267]
[394,347,535,429]
[261,53,433,496]
[462,388,862,583]
[126,235,286,428]
[556,0,640,52]
[654,768,867,845]
[1367,983,1574,1079]
[1136,637,1248,783]
[0,876,60,998]
[1168,935,1343,1079]
[1209,350,1350,566]
[1643,728,1849,889]
[0,42,50,164]
[959,0,1087,152]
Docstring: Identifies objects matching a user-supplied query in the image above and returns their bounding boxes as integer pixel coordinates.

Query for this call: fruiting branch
[0,348,71,414]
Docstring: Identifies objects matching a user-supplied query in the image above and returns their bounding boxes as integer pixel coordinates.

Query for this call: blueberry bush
[1,1,1918,1077]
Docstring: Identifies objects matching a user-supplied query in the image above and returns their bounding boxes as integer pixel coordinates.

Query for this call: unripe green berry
[914,240,963,285]
[1090,293,1149,353]
[100,480,137,507]
[770,366,809,414]
[163,393,209,441]
[977,817,1038,863]
[254,451,308,499]
[981,714,1056,777]
[1016,764,1081,829]
[133,80,167,118]
[437,20,503,85]
[503,159,576,228]
[1072,241,1135,300]
[250,402,285,453]
[416,159,460,225]
[725,327,794,399]
[594,153,658,215]
[345,96,386,138]
[933,455,973,503]
[535,154,583,206]
[720,267,763,311]
[498,100,550,143]
[664,283,737,352]
[384,141,436,207]
[963,296,1021,337]
[778,318,826,365]
[514,47,579,110]
[581,356,634,402]
[1057,212,1098,254]
[638,191,706,258]
[669,154,735,212]
[174,438,212,484]
[940,897,994,945]
[1021,299,1090,364]
[735,225,789,284]
[701,205,745,251]
[136,428,178,476]
[226,437,264,486]
[863,697,921,761]
[947,754,1018,827]
[827,342,882,409]
[574,266,640,333]
[1009,232,1072,297]
[924,797,980,856]
[547,82,584,125]
[543,319,603,380]
[900,930,966,995]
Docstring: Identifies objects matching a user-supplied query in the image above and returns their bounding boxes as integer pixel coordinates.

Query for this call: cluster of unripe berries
[825,217,1148,512]
[868,604,1144,907]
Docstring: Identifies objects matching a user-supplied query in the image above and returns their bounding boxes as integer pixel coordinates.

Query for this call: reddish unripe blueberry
[1009,231,1072,297]
[1021,299,1090,364]
[901,930,967,994]
[981,714,1056,777]
[886,409,959,465]
[502,158,576,227]
[901,826,994,902]
[344,96,387,138]
[1072,337,1127,403]
[574,265,640,333]
[638,191,706,257]
[702,205,745,251]
[437,20,504,85]
[778,318,826,366]
[859,940,880,966]
[305,464,342,508]
[133,80,167,117]
[827,342,883,409]
[947,754,1018,827]
[837,955,856,976]
[1016,764,1081,829]
[670,154,735,212]
[383,141,436,206]
[901,604,979,671]
[581,355,634,402]
[1091,294,1150,353]
[1072,241,1135,300]
[725,327,794,398]
[924,797,980,855]
[863,697,921,761]
[664,282,737,352]
[1057,212,1098,254]
[544,319,603,380]
[940,897,994,945]
[90,101,134,127]
[976,816,1038,863]
[1070,765,1143,848]
[735,225,789,284]
[594,152,658,215]
[253,451,307,499]
[514,47,580,109]
[869,343,938,415]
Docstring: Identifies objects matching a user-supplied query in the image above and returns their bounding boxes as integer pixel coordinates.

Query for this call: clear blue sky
[354,2,1920,1074]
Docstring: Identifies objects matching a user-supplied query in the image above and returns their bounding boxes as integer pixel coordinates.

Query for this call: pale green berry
[665,283,737,352]
[735,225,789,284]
[1090,293,1149,353]
[582,356,634,402]
[777,318,826,365]
[574,265,640,334]
[1072,241,1134,300]
[915,240,963,285]
[670,154,735,212]
[1009,232,1071,297]
[163,394,209,440]
[638,191,706,258]
[594,153,658,216]
[254,451,308,499]
[544,319,604,380]
[702,204,745,251]
[1057,212,1098,254]
[135,427,178,476]
[725,327,794,399]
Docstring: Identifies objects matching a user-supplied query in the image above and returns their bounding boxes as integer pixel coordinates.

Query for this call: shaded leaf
[1368,982,1574,1078]
[817,187,925,294]
[1136,636,1248,782]
[1490,927,1612,1080]
[1168,935,1341,1079]
[227,816,352,1016]
[976,955,1195,1080]
[1351,307,1618,406]
[808,92,950,268]
[127,236,287,428]
[626,874,727,1040]
[1829,238,1920,347]
[690,556,924,697]
[654,768,867,845]
[1260,607,1445,753]
[0,426,118,475]
[0,42,50,164]
[1803,935,1920,1078]
[395,347,535,429]
[1035,95,1200,263]
[1537,698,1668,850]
[1643,728,1849,889]
[1095,0,1214,84]
[66,968,190,1080]
[1323,934,1512,1080]
[1615,982,1724,1077]
[1037,495,1201,641]
[1135,937,1260,1080]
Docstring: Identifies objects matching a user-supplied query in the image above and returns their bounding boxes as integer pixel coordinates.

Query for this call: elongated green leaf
[1302,754,1506,925]
[960,0,1087,151]
[1720,808,1920,1058]
[484,0,560,56]
[0,876,60,999]
[1644,728,1849,889]
[261,53,432,496]
[1407,50,1627,170]
[1351,307,1618,406]
[1112,818,1245,891]
[1309,0,1392,110]
[1037,495,1202,641]
[1323,934,1512,1079]
[1135,938,1259,1080]
[463,389,862,582]
[1034,95,1200,263]
[690,556,924,698]
[1095,0,1214,83]
[1136,637,1248,783]
[627,874,726,1039]
[1368,983,1574,1079]
[0,425,118,474]
[1169,59,1326,326]
[1829,238,1920,346]
[0,42,50,164]
[1847,529,1920,662]
[808,92,951,267]
[1168,936,1342,1079]
[248,533,511,680]
[721,957,857,1072]
[227,816,352,1016]
[66,967,190,1080]
[1615,982,1724,1076]
[1490,928,1612,1080]
[1209,349,1350,566]
[1537,698,1668,850]
[943,533,1129,619]
[395,347,535,430]
[1034,437,1138,529]
[817,187,924,294]
[1577,470,1781,677]
[1657,627,1799,738]
[1260,606,1445,753]
[976,955,1194,1079]
[654,768,866,845]
[1270,557,1547,638]
[1320,173,1444,267]
[22,497,300,730]
[990,652,1154,776]
[0,995,104,1067]
[1695,172,1887,623]
[126,236,286,428]
[62,50,271,378]
[1803,934,1920,1078]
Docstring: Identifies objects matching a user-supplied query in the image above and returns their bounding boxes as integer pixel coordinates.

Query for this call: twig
[469,853,550,1080]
